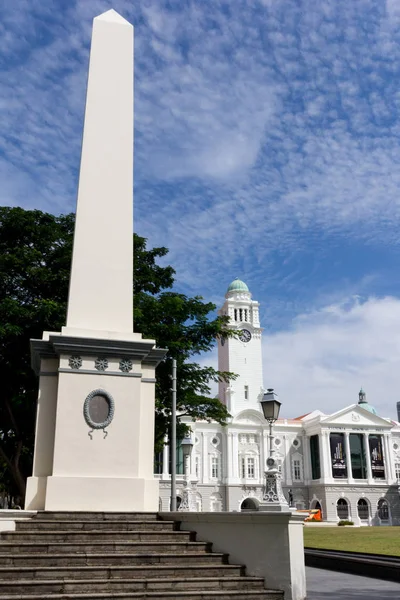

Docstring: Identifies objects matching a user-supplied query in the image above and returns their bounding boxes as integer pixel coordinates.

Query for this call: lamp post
[178,435,195,511]
[259,389,289,512]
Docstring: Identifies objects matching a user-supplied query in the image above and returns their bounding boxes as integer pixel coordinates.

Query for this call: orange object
[305,509,322,522]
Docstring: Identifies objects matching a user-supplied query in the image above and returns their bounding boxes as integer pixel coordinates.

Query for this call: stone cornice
[31,334,167,375]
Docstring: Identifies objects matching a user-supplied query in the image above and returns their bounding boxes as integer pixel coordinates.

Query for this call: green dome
[227,278,249,293]
[359,402,377,415]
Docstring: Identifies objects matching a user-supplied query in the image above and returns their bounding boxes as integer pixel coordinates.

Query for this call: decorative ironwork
[68,356,82,369]
[178,480,198,512]
[262,467,288,506]
[95,358,108,371]
[119,358,133,373]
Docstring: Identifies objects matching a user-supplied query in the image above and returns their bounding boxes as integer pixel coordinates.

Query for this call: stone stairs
[0,512,283,599]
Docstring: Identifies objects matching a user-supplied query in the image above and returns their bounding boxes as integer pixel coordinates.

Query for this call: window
[247,457,255,478]
[244,385,249,400]
[310,435,321,480]
[195,455,200,478]
[377,498,389,521]
[395,463,400,481]
[240,456,257,479]
[154,451,163,475]
[234,309,238,321]
[211,456,219,479]
[357,498,369,520]
[293,459,301,481]
[350,433,367,479]
[337,498,349,520]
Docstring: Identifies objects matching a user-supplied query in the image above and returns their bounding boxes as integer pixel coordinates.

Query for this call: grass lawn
[304,526,400,556]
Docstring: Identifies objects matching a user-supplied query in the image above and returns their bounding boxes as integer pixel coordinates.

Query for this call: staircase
[0,512,283,599]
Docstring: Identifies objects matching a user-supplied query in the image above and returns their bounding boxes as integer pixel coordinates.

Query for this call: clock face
[239,329,252,343]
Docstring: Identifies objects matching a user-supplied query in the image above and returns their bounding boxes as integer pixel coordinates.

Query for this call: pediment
[321,404,393,429]
[232,409,265,425]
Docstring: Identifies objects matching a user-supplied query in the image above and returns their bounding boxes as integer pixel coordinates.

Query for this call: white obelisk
[25,10,166,512]
[66,9,133,335]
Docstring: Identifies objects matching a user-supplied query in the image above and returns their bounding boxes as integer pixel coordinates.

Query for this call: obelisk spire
[66,9,134,334]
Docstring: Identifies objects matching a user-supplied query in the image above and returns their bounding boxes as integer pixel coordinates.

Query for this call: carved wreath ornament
[83,389,115,439]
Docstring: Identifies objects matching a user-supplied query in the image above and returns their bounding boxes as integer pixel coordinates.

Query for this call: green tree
[0,207,234,499]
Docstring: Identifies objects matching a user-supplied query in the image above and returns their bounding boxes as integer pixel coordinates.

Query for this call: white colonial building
[158,279,400,525]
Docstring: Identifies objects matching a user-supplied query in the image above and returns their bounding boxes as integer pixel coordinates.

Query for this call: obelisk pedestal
[25,10,166,512]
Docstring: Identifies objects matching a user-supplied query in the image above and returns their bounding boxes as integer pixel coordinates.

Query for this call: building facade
[159,279,400,525]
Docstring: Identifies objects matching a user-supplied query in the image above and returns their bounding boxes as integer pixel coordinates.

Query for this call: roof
[227,278,249,293]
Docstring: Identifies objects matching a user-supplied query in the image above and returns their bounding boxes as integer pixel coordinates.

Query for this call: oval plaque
[83,389,115,437]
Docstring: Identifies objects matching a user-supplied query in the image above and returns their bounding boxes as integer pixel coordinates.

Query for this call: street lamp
[259,389,289,512]
[178,435,195,511]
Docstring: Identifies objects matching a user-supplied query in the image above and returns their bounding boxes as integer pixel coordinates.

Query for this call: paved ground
[306,566,400,599]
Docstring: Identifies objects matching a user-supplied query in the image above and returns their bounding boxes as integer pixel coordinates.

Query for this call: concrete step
[0,592,282,599]
[0,541,210,554]
[0,530,191,545]
[35,512,159,521]
[0,552,228,567]
[15,520,176,532]
[0,565,245,581]
[0,529,177,544]
[0,576,268,594]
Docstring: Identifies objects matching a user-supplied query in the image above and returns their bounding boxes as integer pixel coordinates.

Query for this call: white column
[344,433,354,482]
[384,434,394,482]
[227,433,233,479]
[321,432,332,481]
[232,433,240,480]
[66,10,134,334]
[364,432,373,483]
[202,433,209,483]
[283,435,292,485]
[259,429,265,485]
[162,436,169,479]
[262,430,269,471]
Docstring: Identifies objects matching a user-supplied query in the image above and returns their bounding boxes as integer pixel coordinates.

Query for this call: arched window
[337,498,349,520]
[357,498,369,520]
[377,498,389,521]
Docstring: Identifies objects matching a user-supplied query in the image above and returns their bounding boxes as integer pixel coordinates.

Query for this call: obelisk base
[25,332,166,512]
[26,475,159,512]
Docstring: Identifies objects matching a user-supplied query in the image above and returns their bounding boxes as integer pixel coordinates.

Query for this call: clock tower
[218,278,265,416]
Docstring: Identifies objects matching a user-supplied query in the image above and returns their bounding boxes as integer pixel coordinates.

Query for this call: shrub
[338,520,354,526]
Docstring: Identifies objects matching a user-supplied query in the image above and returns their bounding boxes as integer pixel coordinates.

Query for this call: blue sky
[2,0,400,419]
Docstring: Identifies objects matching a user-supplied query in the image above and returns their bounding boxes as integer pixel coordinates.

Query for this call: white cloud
[262,295,400,420]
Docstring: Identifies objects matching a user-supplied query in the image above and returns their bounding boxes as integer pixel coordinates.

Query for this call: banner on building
[330,433,347,478]
[368,435,385,478]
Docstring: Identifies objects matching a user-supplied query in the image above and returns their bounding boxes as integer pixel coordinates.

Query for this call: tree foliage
[0,207,235,499]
